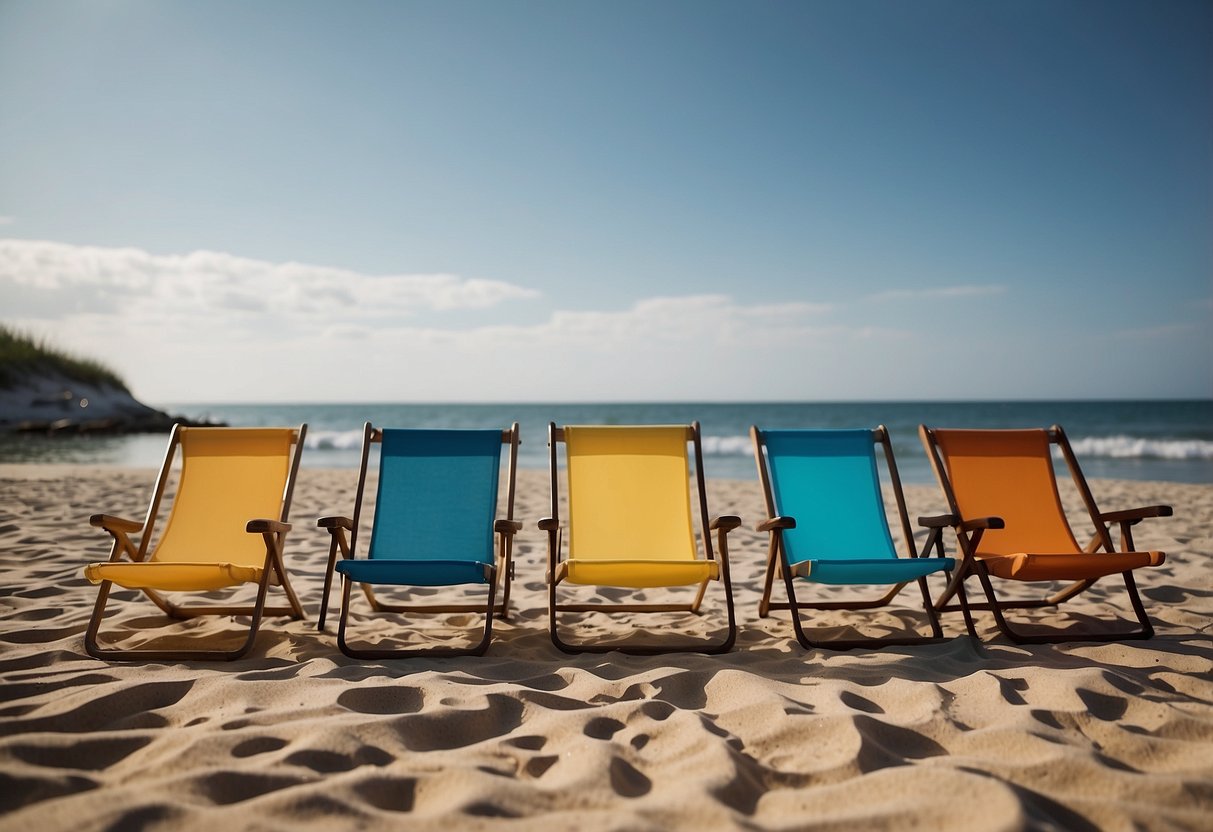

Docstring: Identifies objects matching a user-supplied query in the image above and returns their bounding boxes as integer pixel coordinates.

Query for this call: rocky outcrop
[0,369,222,434]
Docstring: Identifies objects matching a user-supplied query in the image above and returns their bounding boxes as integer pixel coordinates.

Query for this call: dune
[0,464,1210,830]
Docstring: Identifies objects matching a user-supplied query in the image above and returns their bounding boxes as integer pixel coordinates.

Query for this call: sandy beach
[1,464,1210,831]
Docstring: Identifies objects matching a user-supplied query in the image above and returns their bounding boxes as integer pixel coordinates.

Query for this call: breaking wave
[700,435,754,456]
[1067,435,1213,460]
[699,433,1213,462]
[303,430,1213,463]
[304,429,366,451]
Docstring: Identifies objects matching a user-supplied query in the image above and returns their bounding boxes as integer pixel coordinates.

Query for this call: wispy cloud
[0,239,930,400]
[0,217,14,226]
[435,295,846,352]
[0,239,541,327]
[1115,322,1195,339]
[868,284,1007,302]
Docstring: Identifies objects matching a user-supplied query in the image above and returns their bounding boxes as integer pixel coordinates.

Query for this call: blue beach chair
[750,426,956,649]
[317,423,521,658]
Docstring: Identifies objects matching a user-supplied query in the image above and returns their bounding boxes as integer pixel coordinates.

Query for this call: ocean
[1,400,1209,484]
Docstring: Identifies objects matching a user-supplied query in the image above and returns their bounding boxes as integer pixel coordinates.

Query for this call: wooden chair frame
[540,422,739,655]
[85,424,309,661]
[920,423,1172,644]
[752,425,951,650]
[318,422,521,659]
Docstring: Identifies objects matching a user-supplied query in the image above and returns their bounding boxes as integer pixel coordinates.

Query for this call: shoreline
[1,466,1210,829]
[1,460,1208,488]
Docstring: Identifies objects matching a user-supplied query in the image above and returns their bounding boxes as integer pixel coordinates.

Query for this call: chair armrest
[710,515,742,532]
[917,514,957,529]
[756,516,796,532]
[317,515,353,530]
[960,516,1005,532]
[247,519,291,534]
[1100,505,1173,524]
[495,519,523,534]
[90,514,142,533]
[537,517,560,531]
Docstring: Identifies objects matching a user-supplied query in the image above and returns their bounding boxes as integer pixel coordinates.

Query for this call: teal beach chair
[318,423,521,658]
[751,426,956,649]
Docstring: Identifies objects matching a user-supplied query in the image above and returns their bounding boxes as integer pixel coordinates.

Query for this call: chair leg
[1122,570,1155,639]
[780,556,952,651]
[549,574,736,656]
[318,535,341,632]
[954,568,979,638]
[273,559,307,622]
[915,575,944,639]
[497,539,514,620]
[335,575,498,659]
[973,564,1154,644]
[757,537,779,618]
[84,568,274,662]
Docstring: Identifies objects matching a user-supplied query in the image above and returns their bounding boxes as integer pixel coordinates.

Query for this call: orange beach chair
[919,424,1172,643]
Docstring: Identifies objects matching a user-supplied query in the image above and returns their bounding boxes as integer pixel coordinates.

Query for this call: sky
[0,0,1209,404]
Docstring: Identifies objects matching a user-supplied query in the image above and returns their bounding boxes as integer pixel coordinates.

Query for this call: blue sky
[1,0,1209,403]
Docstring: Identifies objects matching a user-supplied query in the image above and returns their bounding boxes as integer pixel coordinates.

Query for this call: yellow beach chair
[539,423,739,654]
[83,425,309,660]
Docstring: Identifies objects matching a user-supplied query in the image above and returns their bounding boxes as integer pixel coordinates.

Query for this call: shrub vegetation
[0,324,129,392]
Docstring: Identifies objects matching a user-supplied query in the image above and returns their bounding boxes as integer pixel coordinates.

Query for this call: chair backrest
[757,429,900,566]
[151,427,298,566]
[928,428,1081,555]
[366,429,504,564]
[564,425,698,561]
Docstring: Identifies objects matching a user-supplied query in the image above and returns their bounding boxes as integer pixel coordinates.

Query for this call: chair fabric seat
[564,558,718,588]
[978,550,1165,581]
[795,557,956,586]
[335,558,491,586]
[85,561,263,591]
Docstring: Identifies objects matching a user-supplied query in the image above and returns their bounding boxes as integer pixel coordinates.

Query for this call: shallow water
[2,399,1210,483]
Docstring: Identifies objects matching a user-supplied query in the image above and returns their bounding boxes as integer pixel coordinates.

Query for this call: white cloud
[1115,323,1194,339]
[0,239,541,328]
[0,238,912,401]
[0,216,14,226]
[414,295,848,354]
[868,284,1007,302]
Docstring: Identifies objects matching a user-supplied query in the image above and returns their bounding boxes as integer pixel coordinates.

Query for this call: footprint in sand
[352,775,416,812]
[0,772,98,813]
[608,756,651,798]
[583,716,625,740]
[389,693,524,751]
[196,771,309,805]
[231,736,288,758]
[336,686,425,715]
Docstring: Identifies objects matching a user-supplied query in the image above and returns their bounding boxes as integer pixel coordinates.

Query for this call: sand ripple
[1,467,1211,830]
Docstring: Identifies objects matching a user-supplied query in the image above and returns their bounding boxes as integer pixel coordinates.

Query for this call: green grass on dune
[0,324,129,392]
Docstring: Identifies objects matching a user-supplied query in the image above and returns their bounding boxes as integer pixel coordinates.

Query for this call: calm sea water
[1,400,1209,484]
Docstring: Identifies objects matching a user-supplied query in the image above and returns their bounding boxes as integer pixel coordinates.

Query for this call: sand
[1,464,1210,831]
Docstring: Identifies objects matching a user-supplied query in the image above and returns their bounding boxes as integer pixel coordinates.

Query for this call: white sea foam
[700,435,754,456]
[299,429,1213,463]
[700,433,1213,462]
[304,429,366,451]
[1067,435,1213,460]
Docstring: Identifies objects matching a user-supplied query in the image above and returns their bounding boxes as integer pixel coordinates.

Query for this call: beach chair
[317,423,521,658]
[751,426,956,649]
[83,425,309,661]
[539,423,739,654]
[919,424,1172,643]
